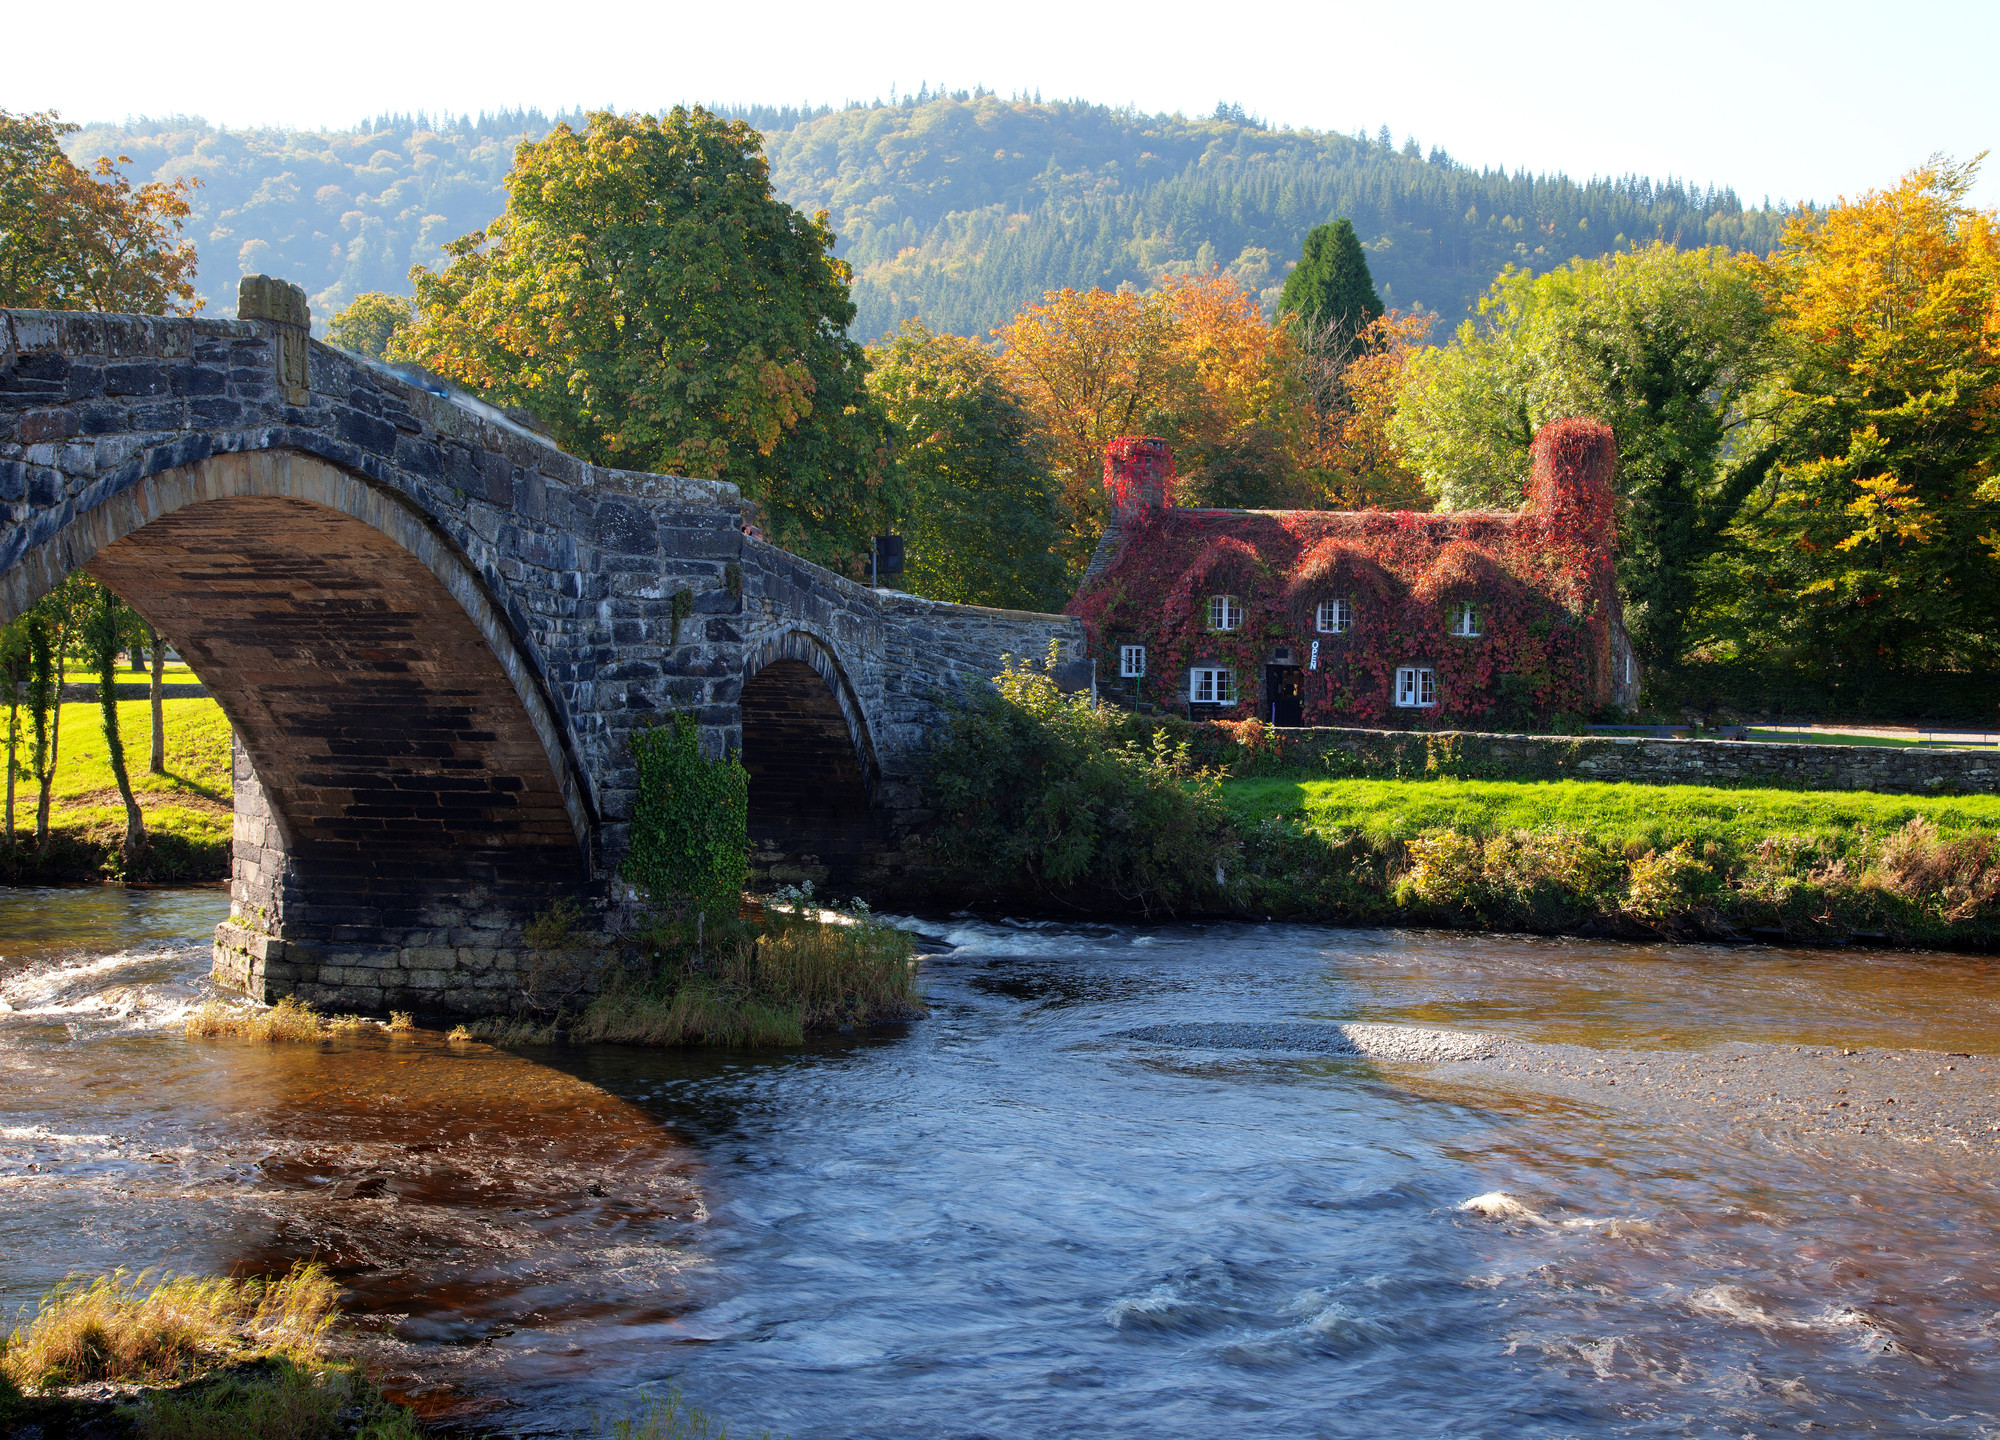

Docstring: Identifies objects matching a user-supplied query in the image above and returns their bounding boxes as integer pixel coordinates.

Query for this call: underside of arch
[19,449,590,854]
[22,449,595,1009]
[89,490,583,882]
[740,635,881,889]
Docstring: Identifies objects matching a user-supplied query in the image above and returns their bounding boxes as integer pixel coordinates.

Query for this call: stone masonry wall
[1197,724,2000,796]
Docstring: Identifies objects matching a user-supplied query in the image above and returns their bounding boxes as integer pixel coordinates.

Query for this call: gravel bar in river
[1121,1018,2000,1158]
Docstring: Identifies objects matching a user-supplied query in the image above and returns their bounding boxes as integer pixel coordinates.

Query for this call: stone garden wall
[1195,724,2000,796]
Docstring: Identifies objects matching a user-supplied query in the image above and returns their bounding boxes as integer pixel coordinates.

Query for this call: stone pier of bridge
[1,280,1081,1015]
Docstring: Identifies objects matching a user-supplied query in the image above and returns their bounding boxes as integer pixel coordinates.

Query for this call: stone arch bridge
[0,283,1081,1015]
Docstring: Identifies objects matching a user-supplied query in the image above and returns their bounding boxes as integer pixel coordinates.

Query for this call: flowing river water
[6,885,2000,1437]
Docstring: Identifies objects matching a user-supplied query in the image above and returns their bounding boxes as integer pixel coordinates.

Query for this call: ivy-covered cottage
[1069,420,1640,728]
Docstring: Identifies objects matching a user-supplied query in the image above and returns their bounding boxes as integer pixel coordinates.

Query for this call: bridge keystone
[236,274,310,402]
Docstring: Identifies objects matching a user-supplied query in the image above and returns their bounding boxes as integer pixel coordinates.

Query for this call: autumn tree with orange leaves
[0,110,200,314]
[995,269,1432,569]
[1723,155,2000,676]
[1290,307,1434,511]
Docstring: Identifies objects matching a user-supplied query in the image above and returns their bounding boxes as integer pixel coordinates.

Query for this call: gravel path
[1116,1019,2000,1156]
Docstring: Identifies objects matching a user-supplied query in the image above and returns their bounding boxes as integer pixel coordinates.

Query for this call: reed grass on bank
[570,912,923,1048]
[183,995,375,1043]
[0,1262,422,1438]
[454,909,925,1050]
[592,1387,764,1440]
[0,1264,336,1392]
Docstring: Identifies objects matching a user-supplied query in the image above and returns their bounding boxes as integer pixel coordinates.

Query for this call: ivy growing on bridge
[623,714,749,924]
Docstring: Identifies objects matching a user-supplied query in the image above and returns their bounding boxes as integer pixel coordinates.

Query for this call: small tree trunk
[91,591,147,869]
[147,626,165,775]
[4,693,17,853]
[28,618,57,856]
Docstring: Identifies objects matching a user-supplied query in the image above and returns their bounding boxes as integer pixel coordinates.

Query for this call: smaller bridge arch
[739,630,881,890]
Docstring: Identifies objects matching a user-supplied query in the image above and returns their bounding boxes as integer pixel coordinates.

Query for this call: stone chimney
[238,274,311,405]
[1525,417,1616,554]
[1103,436,1176,521]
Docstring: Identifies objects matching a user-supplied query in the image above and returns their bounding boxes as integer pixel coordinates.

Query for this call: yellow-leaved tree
[1725,155,2000,677]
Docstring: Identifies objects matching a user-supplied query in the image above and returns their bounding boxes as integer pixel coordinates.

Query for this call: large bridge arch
[739,630,881,890]
[6,448,592,1010]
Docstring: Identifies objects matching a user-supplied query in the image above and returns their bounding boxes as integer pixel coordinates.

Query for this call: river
[5,885,2000,1437]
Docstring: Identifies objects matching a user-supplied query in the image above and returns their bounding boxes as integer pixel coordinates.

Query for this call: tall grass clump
[182,995,373,1043]
[0,1262,423,1438]
[573,892,922,1048]
[921,652,1233,913]
[0,1263,338,1392]
[592,1386,765,1439]
[134,1356,422,1439]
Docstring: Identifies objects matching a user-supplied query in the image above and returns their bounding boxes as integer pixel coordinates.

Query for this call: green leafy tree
[1,619,27,854]
[0,108,199,313]
[19,576,90,855]
[1392,245,1777,668]
[867,321,1070,610]
[396,107,895,568]
[323,291,411,359]
[1278,219,1384,353]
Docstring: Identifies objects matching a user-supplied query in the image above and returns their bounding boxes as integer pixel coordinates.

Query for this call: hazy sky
[12,0,1995,208]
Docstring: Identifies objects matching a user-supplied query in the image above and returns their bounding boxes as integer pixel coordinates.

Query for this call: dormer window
[1208,595,1242,632]
[1449,600,1482,638]
[1316,598,1353,634]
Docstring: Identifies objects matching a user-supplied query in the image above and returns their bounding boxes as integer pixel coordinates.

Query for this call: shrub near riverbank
[565,896,924,1047]
[918,665,2000,945]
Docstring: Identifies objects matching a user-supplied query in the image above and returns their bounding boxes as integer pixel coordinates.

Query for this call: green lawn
[57,661,203,687]
[4,697,233,878]
[1223,775,2000,855]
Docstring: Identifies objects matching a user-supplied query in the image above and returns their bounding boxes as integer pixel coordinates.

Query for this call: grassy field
[1220,775,2000,946]
[1224,776,2000,855]
[57,661,203,687]
[3,696,232,880]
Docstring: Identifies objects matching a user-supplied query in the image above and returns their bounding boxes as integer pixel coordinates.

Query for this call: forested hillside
[70,95,1789,337]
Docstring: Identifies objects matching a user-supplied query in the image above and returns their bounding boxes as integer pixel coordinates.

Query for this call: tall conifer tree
[1279,219,1384,351]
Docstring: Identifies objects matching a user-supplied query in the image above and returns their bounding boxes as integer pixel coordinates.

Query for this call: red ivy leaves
[1070,422,1620,728]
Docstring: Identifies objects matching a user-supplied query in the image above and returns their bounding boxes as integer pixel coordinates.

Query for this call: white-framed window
[1316,597,1353,634]
[1189,666,1237,705]
[1208,594,1242,632]
[1394,666,1437,708]
[1449,600,1482,638]
[1120,644,1147,679]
